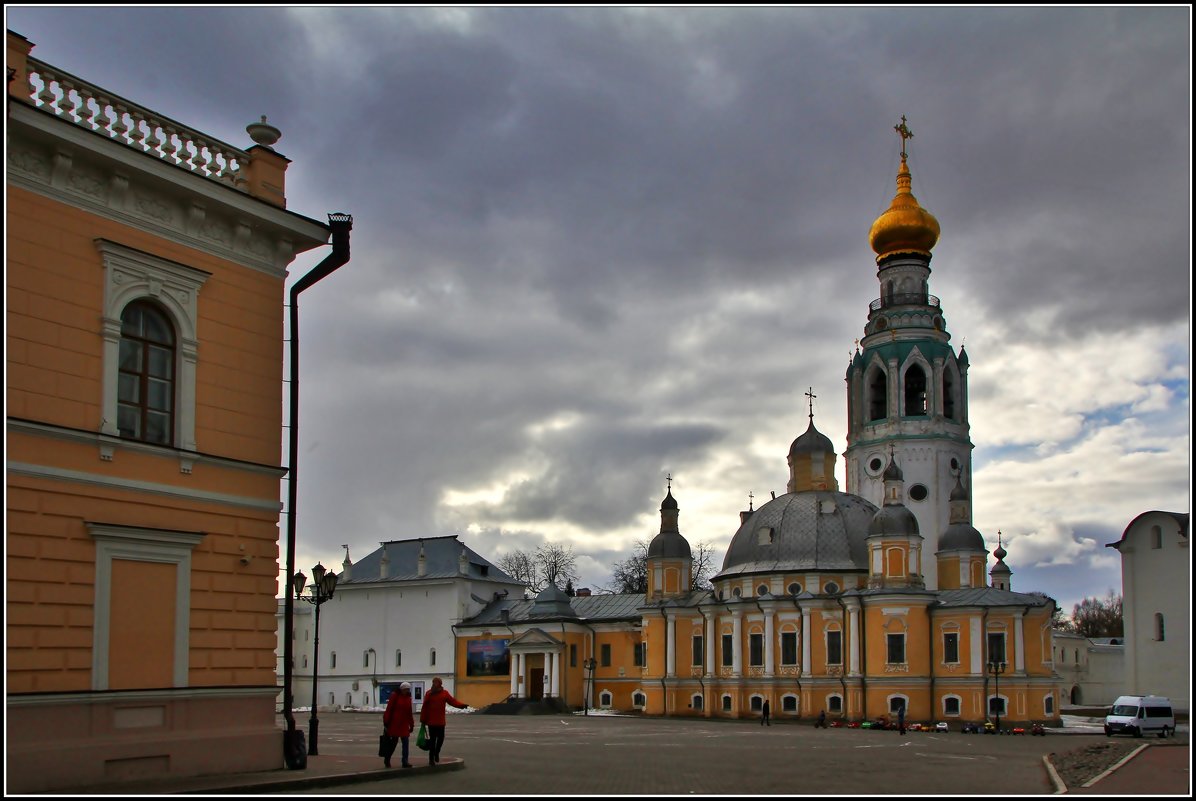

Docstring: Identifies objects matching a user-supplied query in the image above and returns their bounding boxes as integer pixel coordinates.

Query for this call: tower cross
[805,387,817,421]
[894,115,914,159]
[666,472,672,492]
[748,490,754,511]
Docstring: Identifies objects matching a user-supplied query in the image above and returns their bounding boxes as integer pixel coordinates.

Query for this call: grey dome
[868,504,920,537]
[789,420,835,458]
[716,490,878,579]
[883,458,904,481]
[938,523,986,552]
[648,530,691,559]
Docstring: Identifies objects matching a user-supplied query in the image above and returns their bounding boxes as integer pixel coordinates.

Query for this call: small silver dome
[938,523,986,552]
[868,504,920,537]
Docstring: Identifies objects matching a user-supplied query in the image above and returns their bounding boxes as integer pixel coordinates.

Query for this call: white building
[1052,630,1125,707]
[1106,511,1189,713]
[277,535,524,710]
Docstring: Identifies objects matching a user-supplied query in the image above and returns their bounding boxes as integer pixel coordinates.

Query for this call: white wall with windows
[1109,511,1189,712]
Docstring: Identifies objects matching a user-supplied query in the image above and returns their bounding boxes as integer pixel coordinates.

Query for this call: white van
[1104,695,1175,738]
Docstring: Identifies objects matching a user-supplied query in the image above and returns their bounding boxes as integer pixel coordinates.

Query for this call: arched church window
[1155,613,1165,641]
[600,691,612,708]
[722,695,732,712]
[1151,525,1163,549]
[904,364,927,416]
[827,694,842,713]
[944,696,961,716]
[632,692,646,708]
[782,695,798,713]
[868,368,887,421]
[692,694,703,711]
[750,695,763,712]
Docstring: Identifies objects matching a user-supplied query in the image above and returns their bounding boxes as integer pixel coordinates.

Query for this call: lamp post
[987,659,1007,732]
[583,658,597,716]
[368,648,377,707]
[294,563,338,756]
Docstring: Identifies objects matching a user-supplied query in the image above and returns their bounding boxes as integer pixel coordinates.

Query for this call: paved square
[303,712,1066,794]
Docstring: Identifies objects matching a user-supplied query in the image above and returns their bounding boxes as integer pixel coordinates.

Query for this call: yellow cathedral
[453,124,1064,726]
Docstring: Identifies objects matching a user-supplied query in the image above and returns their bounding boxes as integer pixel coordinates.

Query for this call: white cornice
[7,103,328,277]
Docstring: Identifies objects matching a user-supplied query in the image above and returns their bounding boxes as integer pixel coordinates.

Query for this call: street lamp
[987,659,1007,732]
[294,563,338,756]
[583,658,597,716]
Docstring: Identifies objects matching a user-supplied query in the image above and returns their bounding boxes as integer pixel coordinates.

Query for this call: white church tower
[844,118,972,591]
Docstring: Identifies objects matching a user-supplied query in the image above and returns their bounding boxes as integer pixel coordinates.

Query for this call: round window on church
[757,585,769,596]
[868,456,885,475]
[733,588,742,598]
[788,582,802,595]
[950,457,960,472]
[909,484,929,501]
[824,582,839,594]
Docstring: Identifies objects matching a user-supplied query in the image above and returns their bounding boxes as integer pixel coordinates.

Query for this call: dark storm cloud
[6,6,1188,599]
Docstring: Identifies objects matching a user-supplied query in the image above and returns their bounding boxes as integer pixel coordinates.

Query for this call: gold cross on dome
[805,387,817,421]
[894,115,914,159]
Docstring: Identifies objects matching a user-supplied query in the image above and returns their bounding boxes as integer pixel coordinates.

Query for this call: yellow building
[453,126,1063,727]
[6,31,335,791]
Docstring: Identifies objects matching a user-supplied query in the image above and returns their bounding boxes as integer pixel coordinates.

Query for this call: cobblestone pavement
[297,712,1074,795]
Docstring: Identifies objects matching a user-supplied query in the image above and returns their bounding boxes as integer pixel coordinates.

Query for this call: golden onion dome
[869,155,940,261]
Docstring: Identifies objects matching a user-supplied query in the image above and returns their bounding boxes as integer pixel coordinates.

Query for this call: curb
[1078,743,1151,790]
[180,760,466,794]
[1042,754,1067,794]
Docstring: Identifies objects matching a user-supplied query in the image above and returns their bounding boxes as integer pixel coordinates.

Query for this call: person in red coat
[418,677,467,765]
[382,682,415,768]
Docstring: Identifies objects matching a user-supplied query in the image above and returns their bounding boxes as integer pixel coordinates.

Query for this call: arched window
[330,652,337,668]
[943,696,961,716]
[750,696,763,711]
[722,695,733,712]
[395,649,402,667]
[1151,525,1163,549]
[692,694,703,711]
[632,692,646,708]
[943,369,957,420]
[988,696,1007,716]
[1155,613,1165,641]
[430,648,437,666]
[782,695,798,713]
[889,696,907,714]
[868,368,887,421]
[1045,695,1055,716]
[903,364,927,417]
[827,694,843,713]
[600,691,612,708]
[118,301,176,445]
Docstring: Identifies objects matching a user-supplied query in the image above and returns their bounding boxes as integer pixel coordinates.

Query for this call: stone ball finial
[246,115,281,147]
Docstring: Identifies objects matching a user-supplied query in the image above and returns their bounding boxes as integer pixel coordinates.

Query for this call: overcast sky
[8,6,1190,616]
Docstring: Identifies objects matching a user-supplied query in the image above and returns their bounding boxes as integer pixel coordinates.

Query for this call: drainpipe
[859,599,868,722]
[282,213,352,768]
[928,608,936,723]
[834,595,849,714]
[658,606,669,716]
[789,595,803,715]
[981,607,989,722]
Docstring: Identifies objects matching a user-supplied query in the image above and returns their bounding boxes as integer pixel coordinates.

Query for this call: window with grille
[886,633,905,664]
[781,632,798,665]
[749,633,764,666]
[943,632,959,664]
[826,630,842,665]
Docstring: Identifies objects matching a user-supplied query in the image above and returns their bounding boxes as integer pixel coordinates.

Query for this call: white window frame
[97,240,209,456]
[942,694,962,717]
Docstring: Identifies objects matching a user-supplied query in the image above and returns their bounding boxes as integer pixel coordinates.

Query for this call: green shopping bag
[415,723,429,751]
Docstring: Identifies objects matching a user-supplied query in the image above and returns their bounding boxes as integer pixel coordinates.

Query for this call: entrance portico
[507,628,564,699]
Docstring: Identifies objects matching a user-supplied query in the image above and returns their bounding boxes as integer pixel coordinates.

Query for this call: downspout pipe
[789,595,803,713]
[658,606,669,716]
[834,595,849,714]
[282,213,353,768]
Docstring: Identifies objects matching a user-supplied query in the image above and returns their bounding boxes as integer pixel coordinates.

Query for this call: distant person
[816,709,827,728]
[761,699,771,726]
[897,705,906,736]
[382,682,415,768]
[420,677,468,765]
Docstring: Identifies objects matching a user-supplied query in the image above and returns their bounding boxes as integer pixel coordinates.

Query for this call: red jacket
[419,686,466,726]
[383,692,414,738]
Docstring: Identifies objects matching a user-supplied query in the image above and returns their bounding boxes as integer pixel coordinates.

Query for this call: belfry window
[943,370,957,420]
[118,301,176,445]
[868,368,887,421]
[904,364,927,417]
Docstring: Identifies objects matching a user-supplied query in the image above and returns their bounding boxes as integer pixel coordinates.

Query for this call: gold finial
[894,114,914,160]
[804,387,817,421]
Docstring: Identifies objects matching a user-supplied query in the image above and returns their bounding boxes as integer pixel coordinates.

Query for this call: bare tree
[535,542,579,591]
[496,544,579,597]
[1064,590,1124,638]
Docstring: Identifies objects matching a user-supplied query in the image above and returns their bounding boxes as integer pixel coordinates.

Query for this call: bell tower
[845,117,973,591]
